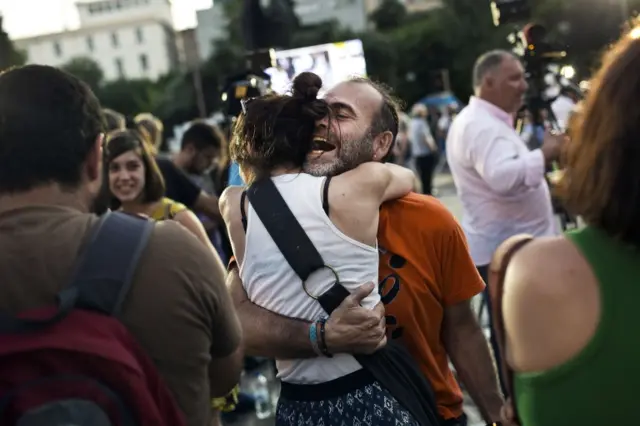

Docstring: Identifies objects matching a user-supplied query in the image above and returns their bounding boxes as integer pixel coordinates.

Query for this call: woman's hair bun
[292,72,323,102]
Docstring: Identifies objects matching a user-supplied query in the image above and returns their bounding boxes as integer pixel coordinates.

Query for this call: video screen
[265,39,367,95]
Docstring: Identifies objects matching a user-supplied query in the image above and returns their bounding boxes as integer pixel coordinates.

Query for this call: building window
[139,54,148,72]
[111,32,119,48]
[53,41,62,57]
[86,36,94,51]
[135,27,144,44]
[115,58,125,78]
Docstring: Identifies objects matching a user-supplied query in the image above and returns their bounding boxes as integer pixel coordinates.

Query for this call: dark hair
[0,65,104,194]
[348,77,402,162]
[230,72,330,184]
[103,108,126,132]
[103,129,165,209]
[559,30,640,247]
[181,121,225,152]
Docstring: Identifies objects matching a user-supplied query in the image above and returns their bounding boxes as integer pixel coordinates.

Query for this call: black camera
[490,1,565,122]
[519,23,568,127]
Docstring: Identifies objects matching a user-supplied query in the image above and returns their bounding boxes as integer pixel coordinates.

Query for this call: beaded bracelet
[318,317,333,358]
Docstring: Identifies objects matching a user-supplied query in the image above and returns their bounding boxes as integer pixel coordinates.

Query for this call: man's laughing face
[304,81,384,177]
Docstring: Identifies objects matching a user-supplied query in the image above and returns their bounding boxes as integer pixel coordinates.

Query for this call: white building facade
[14,0,178,81]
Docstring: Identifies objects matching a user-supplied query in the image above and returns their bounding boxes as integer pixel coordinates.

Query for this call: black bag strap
[67,211,154,317]
[247,179,325,281]
[0,212,153,334]
[240,190,248,232]
[322,176,332,215]
[489,235,534,426]
[246,179,349,314]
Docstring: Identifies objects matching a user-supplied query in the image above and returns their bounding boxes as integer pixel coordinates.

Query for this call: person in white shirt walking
[409,104,439,195]
[551,87,579,131]
[446,49,565,393]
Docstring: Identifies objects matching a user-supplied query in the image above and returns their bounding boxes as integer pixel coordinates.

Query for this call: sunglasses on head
[241,97,256,115]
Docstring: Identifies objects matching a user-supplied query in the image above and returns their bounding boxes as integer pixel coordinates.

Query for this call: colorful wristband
[309,322,323,356]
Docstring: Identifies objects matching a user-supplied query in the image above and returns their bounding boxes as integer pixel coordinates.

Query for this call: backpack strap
[488,234,534,426]
[66,211,154,317]
[246,179,349,314]
[0,212,153,334]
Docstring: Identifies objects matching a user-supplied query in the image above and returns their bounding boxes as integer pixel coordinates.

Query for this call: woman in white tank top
[220,73,418,426]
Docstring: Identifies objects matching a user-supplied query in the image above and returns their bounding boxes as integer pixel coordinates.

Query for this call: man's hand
[324,282,387,355]
[540,131,567,164]
[443,300,504,424]
[500,398,519,426]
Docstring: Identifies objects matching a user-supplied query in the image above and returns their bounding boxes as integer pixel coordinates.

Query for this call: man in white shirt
[551,88,578,131]
[446,49,564,391]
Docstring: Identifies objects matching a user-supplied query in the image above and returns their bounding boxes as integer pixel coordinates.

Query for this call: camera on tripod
[491,0,570,127]
[518,23,569,126]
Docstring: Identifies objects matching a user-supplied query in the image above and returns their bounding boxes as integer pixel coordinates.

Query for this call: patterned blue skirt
[275,369,419,426]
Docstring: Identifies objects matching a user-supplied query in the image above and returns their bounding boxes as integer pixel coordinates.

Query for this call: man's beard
[304,132,375,177]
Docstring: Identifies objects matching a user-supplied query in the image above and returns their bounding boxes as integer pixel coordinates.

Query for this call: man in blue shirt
[228,161,245,186]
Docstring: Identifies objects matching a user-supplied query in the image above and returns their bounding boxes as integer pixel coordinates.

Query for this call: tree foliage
[29,0,634,136]
[61,57,104,92]
[99,78,164,117]
[370,0,408,31]
[0,17,26,71]
[532,0,631,76]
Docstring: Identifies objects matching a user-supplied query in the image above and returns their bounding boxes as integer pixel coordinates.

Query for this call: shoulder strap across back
[488,234,534,426]
[0,212,154,333]
[67,211,155,316]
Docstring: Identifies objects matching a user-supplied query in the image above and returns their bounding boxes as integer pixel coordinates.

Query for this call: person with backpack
[0,65,243,426]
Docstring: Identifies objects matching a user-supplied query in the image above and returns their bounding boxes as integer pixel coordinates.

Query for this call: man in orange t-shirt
[226,77,505,425]
[378,193,486,421]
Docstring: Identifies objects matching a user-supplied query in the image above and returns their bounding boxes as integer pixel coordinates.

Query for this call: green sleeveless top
[514,226,640,425]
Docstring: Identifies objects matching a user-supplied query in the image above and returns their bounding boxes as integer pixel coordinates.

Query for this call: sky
[0,0,213,39]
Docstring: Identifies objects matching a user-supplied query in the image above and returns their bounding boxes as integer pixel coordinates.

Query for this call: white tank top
[239,173,380,384]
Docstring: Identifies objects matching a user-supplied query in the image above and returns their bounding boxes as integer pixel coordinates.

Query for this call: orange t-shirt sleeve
[439,211,486,306]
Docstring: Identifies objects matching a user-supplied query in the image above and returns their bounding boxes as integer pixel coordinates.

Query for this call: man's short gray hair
[472,50,515,90]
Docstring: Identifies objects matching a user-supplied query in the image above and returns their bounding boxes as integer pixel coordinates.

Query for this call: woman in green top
[497,28,640,425]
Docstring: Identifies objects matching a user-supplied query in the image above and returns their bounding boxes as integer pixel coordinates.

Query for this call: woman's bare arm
[337,162,414,204]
